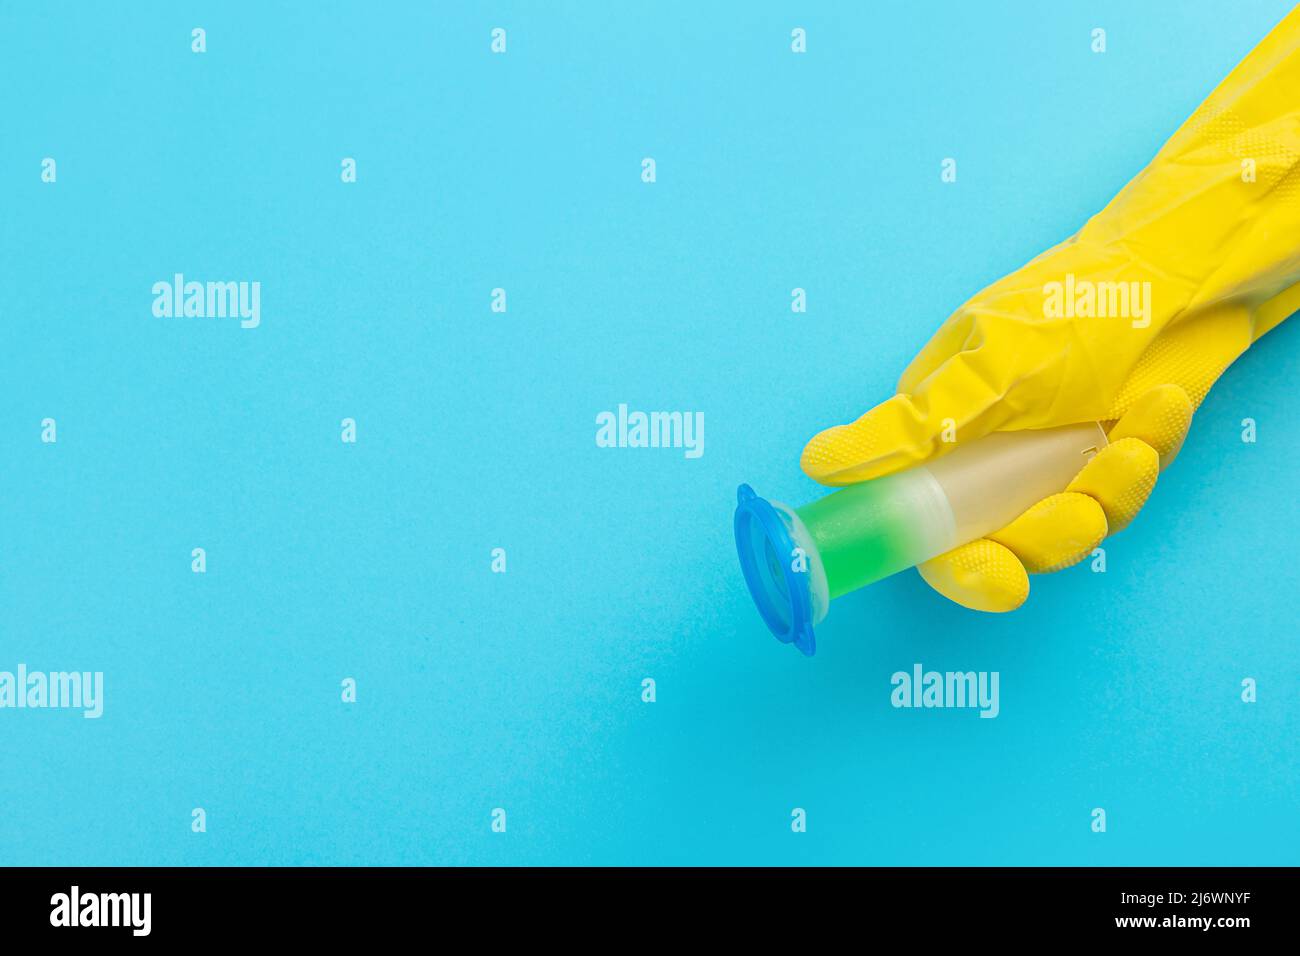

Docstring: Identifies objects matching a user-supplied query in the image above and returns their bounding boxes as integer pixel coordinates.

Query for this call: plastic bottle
[734,421,1107,655]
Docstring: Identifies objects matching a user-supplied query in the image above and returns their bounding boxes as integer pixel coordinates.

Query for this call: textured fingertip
[800,394,934,485]
[800,423,873,485]
[1107,384,1193,469]
[917,539,1029,613]
[1066,437,1159,533]
[988,492,1108,574]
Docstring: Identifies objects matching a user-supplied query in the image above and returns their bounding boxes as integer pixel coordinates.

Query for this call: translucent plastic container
[734,421,1107,655]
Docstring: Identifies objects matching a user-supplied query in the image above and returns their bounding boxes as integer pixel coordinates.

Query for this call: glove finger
[1105,383,1193,469]
[1102,304,1246,417]
[801,344,1011,485]
[919,435,1160,610]
[987,492,1108,573]
[1254,280,1300,341]
[916,539,1029,613]
[918,493,1105,611]
[1065,437,1160,533]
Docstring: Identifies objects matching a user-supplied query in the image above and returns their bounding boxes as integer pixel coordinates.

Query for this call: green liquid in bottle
[796,472,936,598]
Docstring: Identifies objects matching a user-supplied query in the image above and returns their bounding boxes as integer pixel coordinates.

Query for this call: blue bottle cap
[733,484,816,656]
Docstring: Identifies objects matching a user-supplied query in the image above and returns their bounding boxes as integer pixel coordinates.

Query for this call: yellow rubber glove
[801,7,1300,611]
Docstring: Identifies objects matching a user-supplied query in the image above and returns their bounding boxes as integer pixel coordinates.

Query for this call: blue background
[2,1,1297,865]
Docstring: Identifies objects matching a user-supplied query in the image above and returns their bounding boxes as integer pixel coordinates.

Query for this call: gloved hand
[800,7,1300,611]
